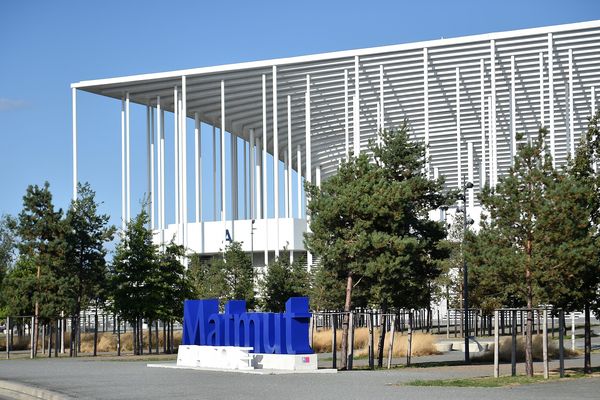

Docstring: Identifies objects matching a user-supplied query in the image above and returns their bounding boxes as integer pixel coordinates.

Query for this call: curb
[0,380,72,400]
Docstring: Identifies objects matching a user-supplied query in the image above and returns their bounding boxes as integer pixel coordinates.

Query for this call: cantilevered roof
[72,20,600,188]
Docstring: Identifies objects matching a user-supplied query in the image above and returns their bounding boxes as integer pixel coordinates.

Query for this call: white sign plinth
[177,345,318,371]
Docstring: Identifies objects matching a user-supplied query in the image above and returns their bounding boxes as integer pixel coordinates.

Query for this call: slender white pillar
[306,74,313,268]
[488,96,496,186]
[344,69,349,160]
[456,68,461,188]
[480,59,486,187]
[379,64,385,132]
[231,132,237,220]
[353,56,361,155]
[376,103,381,144]
[569,49,575,157]
[297,146,302,218]
[592,86,596,115]
[539,52,545,127]
[156,97,162,230]
[511,56,516,161]
[182,76,188,250]
[194,113,201,223]
[284,151,289,218]
[287,95,293,219]
[160,108,165,230]
[213,125,217,221]
[467,142,474,210]
[548,33,555,164]
[243,139,247,219]
[273,66,280,257]
[174,87,179,226]
[72,88,77,201]
[423,48,429,173]
[221,80,226,222]
[249,128,255,219]
[126,92,131,223]
[256,137,262,220]
[121,97,126,230]
[316,165,321,188]
[146,105,152,228]
[262,74,269,264]
[490,40,497,186]
[151,107,155,230]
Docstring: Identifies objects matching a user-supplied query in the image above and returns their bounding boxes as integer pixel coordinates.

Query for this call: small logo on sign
[302,356,310,363]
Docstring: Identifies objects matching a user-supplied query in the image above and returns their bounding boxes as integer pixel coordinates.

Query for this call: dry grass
[474,335,580,362]
[1,330,182,354]
[312,328,439,357]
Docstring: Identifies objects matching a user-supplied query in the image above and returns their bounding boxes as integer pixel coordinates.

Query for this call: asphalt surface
[0,354,599,400]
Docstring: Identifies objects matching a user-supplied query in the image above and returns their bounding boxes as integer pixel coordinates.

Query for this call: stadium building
[71,20,600,267]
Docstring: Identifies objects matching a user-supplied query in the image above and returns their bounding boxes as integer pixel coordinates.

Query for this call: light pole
[457,180,474,363]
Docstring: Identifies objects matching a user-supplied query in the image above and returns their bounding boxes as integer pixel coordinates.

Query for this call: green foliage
[1,256,37,316]
[189,241,255,308]
[309,264,345,310]
[305,124,450,310]
[0,214,16,286]
[258,250,310,312]
[63,183,115,316]
[12,182,70,320]
[110,210,159,324]
[467,128,597,312]
[155,242,193,322]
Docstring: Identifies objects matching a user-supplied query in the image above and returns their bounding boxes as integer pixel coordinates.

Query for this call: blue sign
[182,297,313,355]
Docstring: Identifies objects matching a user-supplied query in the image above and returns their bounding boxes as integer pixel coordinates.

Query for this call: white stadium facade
[71,20,600,267]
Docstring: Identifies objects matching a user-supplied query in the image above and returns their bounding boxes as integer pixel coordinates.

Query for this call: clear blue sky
[1,0,599,226]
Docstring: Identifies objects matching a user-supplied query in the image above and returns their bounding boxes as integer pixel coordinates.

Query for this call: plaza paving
[0,353,599,400]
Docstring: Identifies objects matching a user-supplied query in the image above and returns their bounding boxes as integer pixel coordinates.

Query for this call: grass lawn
[404,368,600,387]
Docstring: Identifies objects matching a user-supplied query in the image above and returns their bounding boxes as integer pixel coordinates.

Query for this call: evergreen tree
[63,183,115,356]
[305,124,450,369]
[155,241,193,326]
[13,182,68,354]
[110,210,158,355]
[188,253,228,300]
[467,128,597,376]
[259,250,310,312]
[0,215,15,287]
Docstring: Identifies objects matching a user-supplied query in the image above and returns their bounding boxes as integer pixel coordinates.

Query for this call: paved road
[0,355,599,400]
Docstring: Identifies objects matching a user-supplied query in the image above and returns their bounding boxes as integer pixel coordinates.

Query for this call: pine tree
[305,124,450,369]
[63,183,115,356]
[259,250,310,312]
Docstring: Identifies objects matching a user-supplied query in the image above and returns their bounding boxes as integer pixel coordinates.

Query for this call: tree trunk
[584,302,592,374]
[132,320,137,355]
[163,321,167,354]
[148,320,152,354]
[93,307,98,357]
[340,272,353,370]
[47,322,52,358]
[377,307,387,368]
[155,320,159,354]
[117,316,121,356]
[525,239,534,377]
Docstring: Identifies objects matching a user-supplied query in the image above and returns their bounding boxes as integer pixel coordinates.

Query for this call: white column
[243,139,248,219]
[126,92,131,223]
[548,33,555,164]
[316,165,321,188]
[256,137,262,220]
[467,142,474,210]
[213,125,217,221]
[344,69,350,160]
[151,107,155,230]
[71,88,77,201]
[284,151,289,218]
[539,52,545,127]
[221,80,226,222]
[287,95,293,219]
[182,76,188,249]
[490,40,497,186]
[231,132,237,220]
[297,146,302,218]
[569,48,575,157]
[510,56,516,161]
[249,128,255,219]
[480,59,486,187]
[593,86,597,115]
[379,64,385,132]
[273,65,280,257]
[194,112,201,223]
[146,105,152,228]
[423,48,429,173]
[305,75,312,184]
[160,108,165,230]
[353,56,361,155]
[121,97,126,230]
[174,87,179,226]
[488,96,495,186]
[156,97,162,230]
[262,74,269,264]
[456,67,461,188]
